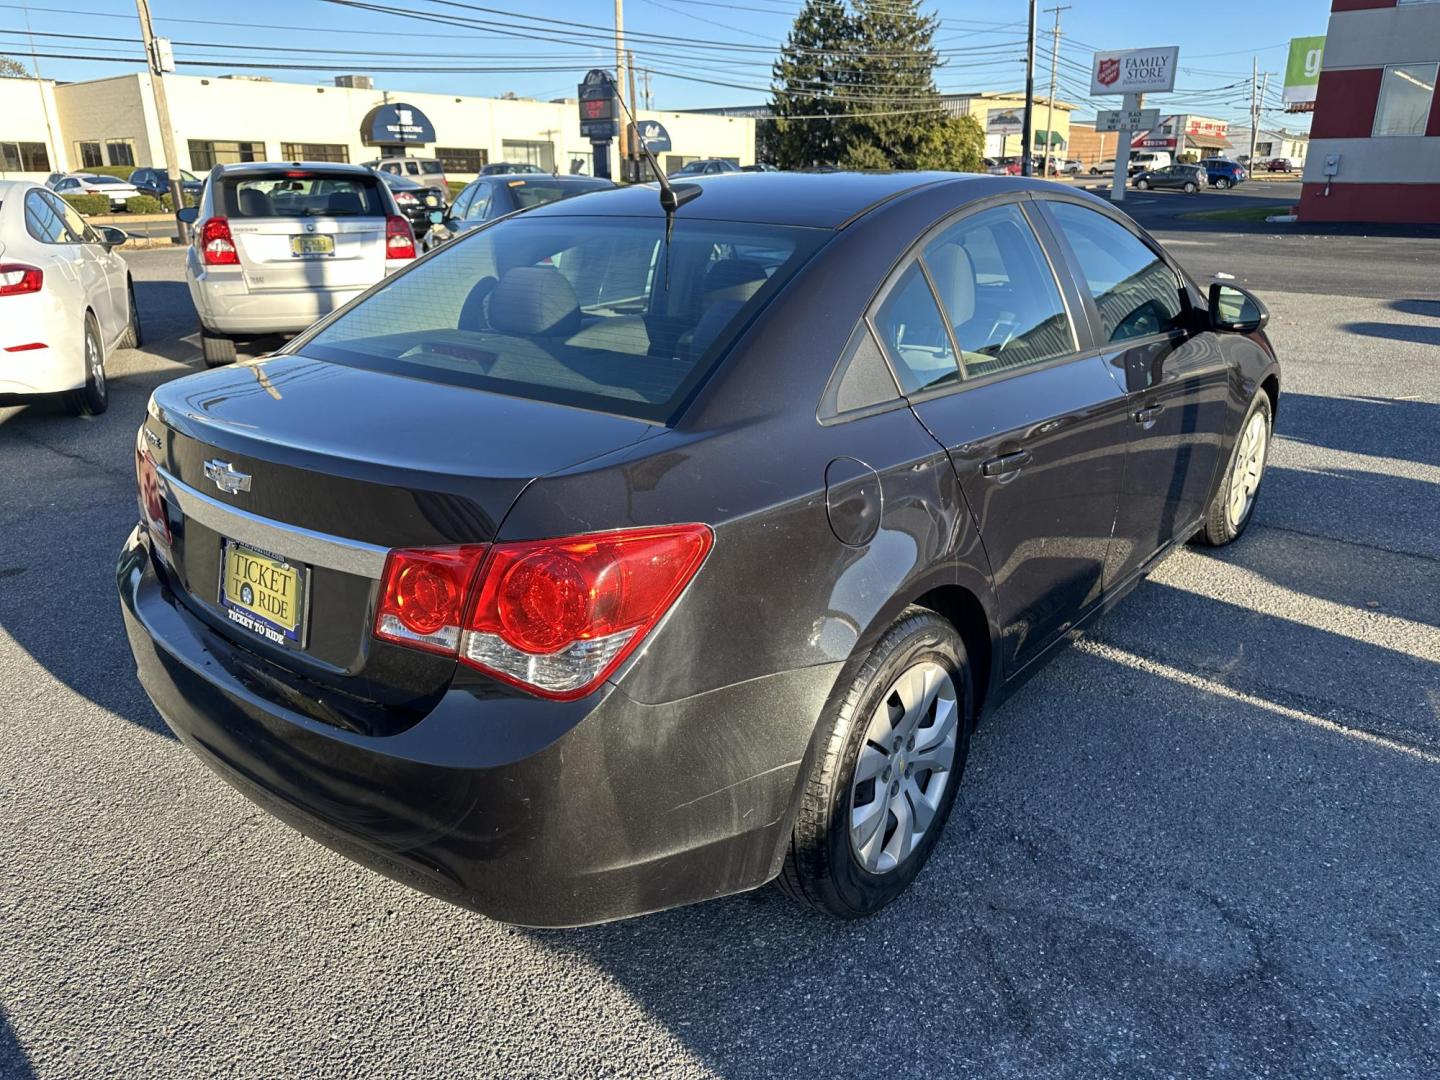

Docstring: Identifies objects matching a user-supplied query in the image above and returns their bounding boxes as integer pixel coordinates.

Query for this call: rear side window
[1046,201,1186,343]
[420,161,444,175]
[300,214,827,422]
[219,174,387,218]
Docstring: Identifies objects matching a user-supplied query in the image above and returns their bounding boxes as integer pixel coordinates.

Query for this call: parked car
[1267,158,1295,173]
[128,167,204,201]
[1060,159,1084,175]
[1199,158,1247,189]
[49,173,141,211]
[364,156,449,189]
[668,159,741,177]
[0,180,140,416]
[1132,164,1207,193]
[740,163,780,172]
[479,162,550,176]
[175,161,416,366]
[420,174,615,251]
[1089,159,1116,176]
[372,169,447,240]
[120,171,1280,927]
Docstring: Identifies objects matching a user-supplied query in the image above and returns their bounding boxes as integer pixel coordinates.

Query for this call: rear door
[879,198,1132,675]
[1038,198,1231,584]
[219,171,389,291]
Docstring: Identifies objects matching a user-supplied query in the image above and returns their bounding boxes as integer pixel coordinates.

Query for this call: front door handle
[981,449,1032,477]
[1132,403,1165,424]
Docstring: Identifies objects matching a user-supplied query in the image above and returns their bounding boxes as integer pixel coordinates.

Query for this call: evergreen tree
[767,0,858,169]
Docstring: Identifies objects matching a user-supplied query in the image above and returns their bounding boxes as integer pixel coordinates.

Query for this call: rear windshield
[219,173,387,218]
[299,213,828,422]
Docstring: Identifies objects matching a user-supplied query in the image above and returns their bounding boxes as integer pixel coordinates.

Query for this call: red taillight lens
[0,264,43,297]
[371,525,712,699]
[200,217,238,266]
[461,525,713,699]
[393,191,418,205]
[385,215,416,260]
[134,432,170,545]
[374,546,488,654]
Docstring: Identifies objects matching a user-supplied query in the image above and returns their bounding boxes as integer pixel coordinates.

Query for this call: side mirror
[97,226,129,250]
[1209,282,1268,334]
[428,210,445,225]
[176,205,199,225]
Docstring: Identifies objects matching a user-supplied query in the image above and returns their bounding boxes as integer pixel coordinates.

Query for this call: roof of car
[523,170,988,229]
[210,161,376,178]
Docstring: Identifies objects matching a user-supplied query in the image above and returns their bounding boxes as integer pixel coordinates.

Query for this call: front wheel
[1135,179,1150,190]
[1215,177,1231,190]
[778,608,973,919]
[1196,393,1272,546]
[62,313,108,417]
[1184,181,1198,193]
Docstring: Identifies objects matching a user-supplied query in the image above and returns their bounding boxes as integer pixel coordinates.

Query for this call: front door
[873,201,1131,675]
[1039,199,1231,585]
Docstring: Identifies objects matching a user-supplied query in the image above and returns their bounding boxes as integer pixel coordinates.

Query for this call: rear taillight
[0,264,43,297]
[393,191,418,205]
[200,217,238,266]
[134,431,170,545]
[373,525,712,700]
[385,215,416,260]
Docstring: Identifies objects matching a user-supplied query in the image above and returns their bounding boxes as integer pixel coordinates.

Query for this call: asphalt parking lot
[2,189,1438,1078]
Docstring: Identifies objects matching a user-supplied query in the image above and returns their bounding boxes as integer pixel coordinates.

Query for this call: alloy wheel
[1227,410,1268,529]
[849,661,959,874]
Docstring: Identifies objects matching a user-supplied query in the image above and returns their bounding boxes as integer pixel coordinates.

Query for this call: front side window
[24,190,67,244]
[872,261,959,395]
[46,192,96,244]
[923,203,1075,377]
[1046,201,1186,343]
[300,215,827,422]
[463,185,492,221]
[1373,62,1438,137]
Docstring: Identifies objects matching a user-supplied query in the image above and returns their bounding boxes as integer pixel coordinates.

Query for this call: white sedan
[50,173,142,211]
[0,180,141,416]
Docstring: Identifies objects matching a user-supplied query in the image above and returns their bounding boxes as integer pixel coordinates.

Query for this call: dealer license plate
[290,235,334,257]
[220,539,307,645]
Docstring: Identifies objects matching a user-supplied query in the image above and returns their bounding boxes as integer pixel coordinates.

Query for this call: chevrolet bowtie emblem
[203,460,251,495]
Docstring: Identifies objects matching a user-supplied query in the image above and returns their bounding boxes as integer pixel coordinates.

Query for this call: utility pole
[1041,4,1069,177]
[642,68,653,110]
[1021,0,1037,176]
[133,0,187,242]
[627,49,640,181]
[1248,56,1261,168]
[614,0,629,178]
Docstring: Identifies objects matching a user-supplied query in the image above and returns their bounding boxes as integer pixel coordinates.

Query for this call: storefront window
[188,140,265,170]
[106,139,136,167]
[281,142,350,163]
[435,147,487,173]
[2,142,51,172]
[1373,63,1438,137]
[76,141,103,169]
[501,139,553,170]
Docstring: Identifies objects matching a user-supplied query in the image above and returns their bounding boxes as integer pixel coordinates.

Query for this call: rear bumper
[188,261,376,336]
[117,526,835,926]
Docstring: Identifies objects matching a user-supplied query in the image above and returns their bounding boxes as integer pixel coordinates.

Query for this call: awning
[1032,130,1067,148]
[1185,133,1230,150]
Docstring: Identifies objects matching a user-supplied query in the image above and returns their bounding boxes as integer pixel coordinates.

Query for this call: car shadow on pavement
[1275,391,1439,469]
[1341,321,1440,348]
[0,1007,37,1079]
[519,584,1440,1078]
[1390,299,1440,319]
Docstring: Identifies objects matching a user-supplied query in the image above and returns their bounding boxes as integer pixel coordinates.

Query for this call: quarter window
[871,261,959,395]
[1046,201,1186,343]
[1373,63,1438,137]
[923,203,1074,377]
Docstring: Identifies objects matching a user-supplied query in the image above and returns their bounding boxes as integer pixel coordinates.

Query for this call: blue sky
[0,0,1324,126]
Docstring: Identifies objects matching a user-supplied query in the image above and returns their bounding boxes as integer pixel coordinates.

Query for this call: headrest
[704,259,768,303]
[925,242,975,325]
[488,266,581,337]
[238,188,271,217]
[688,299,744,362]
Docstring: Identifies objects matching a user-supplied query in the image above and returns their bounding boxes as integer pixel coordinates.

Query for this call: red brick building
[1301,0,1440,223]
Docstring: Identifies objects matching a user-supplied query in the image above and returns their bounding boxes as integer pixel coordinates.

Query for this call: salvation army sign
[1090,46,1179,96]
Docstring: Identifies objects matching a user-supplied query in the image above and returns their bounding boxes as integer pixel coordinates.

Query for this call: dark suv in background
[129,167,204,201]
[1199,158,1247,189]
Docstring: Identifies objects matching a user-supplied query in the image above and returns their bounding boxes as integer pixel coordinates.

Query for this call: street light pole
[1021,0,1037,176]
[134,0,187,242]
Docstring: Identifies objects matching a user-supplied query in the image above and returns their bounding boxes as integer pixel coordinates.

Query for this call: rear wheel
[779,607,972,919]
[1196,393,1272,546]
[201,325,237,367]
[1184,181,1198,194]
[117,279,143,349]
[1215,177,1231,190]
[62,313,108,417]
[1136,178,1150,190]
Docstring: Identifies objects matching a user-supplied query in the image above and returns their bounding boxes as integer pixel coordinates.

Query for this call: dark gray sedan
[119,172,1279,926]
[421,174,615,250]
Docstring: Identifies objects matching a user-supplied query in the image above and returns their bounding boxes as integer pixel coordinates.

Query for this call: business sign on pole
[1090,47,1180,96]
[627,120,672,153]
[578,69,619,140]
[360,103,437,147]
[1283,36,1325,111]
[986,108,1024,135]
[1095,108,1159,133]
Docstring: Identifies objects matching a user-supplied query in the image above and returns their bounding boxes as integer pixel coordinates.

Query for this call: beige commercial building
[1,72,756,182]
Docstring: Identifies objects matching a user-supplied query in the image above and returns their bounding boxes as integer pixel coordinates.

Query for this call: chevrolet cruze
[119,172,1279,925]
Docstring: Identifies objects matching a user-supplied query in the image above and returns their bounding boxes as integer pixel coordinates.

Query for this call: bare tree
[0,54,31,78]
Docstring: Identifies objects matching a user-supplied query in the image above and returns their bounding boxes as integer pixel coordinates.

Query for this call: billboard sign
[1283,36,1325,109]
[986,108,1024,135]
[1095,108,1159,133]
[360,102,436,146]
[1090,46,1180,96]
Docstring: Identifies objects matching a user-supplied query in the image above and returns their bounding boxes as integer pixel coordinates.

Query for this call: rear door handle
[981,449,1032,477]
[1133,403,1165,424]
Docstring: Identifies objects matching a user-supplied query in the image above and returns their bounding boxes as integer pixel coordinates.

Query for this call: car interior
[223,177,387,218]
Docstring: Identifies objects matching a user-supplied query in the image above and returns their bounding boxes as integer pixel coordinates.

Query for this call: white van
[1127,151,1173,175]
[364,156,450,190]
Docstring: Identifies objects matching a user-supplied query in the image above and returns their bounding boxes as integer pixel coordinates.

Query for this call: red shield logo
[1097,58,1121,87]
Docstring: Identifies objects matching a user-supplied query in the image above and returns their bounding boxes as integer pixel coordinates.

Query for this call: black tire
[117,279,143,349]
[1196,392,1273,547]
[778,607,974,919]
[62,312,108,417]
[201,326,237,367]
